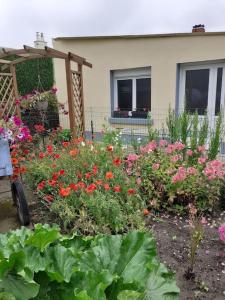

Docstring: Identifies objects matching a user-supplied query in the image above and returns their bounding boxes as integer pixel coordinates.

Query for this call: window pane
[117,79,132,110]
[215,67,223,115]
[136,78,151,111]
[185,69,209,115]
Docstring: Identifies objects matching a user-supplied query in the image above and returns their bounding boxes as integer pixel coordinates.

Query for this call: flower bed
[131,140,225,213]
[26,139,145,234]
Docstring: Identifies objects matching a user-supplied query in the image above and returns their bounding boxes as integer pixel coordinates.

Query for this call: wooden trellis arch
[0,45,92,138]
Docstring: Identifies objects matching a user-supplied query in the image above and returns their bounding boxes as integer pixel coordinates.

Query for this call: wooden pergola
[0,45,92,138]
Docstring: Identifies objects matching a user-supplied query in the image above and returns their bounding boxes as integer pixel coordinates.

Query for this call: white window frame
[179,62,225,115]
[113,67,151,111]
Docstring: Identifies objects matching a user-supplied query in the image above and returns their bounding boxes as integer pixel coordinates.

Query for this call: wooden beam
[68,52,92,68]
[23,45,67,59]
[0,59,11,64]
[78,64,85,136]
[10,54,43,65]
[10,64,21,118]
[65,58,76,138]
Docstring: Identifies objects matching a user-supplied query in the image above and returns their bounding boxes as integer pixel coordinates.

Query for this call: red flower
[113,157,121,166]
[104,183,110,191]
[113,185,121,193]
[143,209,150,216]
[59,169,65,175]
[23,149,29,155]
[92,165,98,175]
[52,172,59,180]
[34,124,45,133]
[37,181,45,190]
[85,183,97,194]
[95,179,103,185]
[48,179,57,187]
[106,145,113,152]
[59,187,71,197]
[105,171,114,180]
[47,145,53,154]
[78,181,86,188]
[62,141,70,148]
[39,152,45,158]
[127,188,136,195]
[54,153,60,159]
[69,149,77,156]
[19,166,27,174]
[77,172,82,179]
[85,172,92,179]
[69,183,78,191]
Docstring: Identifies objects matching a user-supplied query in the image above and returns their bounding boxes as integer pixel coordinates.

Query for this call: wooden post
[78,64,85,136]
[65,58,76,138]
[10,64,21,118]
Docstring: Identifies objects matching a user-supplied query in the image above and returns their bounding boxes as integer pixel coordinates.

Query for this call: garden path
[0,178,19,233]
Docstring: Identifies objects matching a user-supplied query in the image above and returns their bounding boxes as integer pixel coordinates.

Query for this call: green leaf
[143,263,180,300]
[0,274,39,300]
[118,290,143,300]
[25,224,60,252]
[0,292,16,300]
[46,245,76,283]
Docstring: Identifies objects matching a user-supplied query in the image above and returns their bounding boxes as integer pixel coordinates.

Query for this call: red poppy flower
[62,141,70,147]
[59,169,65,175]
[105,171,114,180]
[85,183,97,194]
[127,188,136,195]
[143,209,150,216]
[54,153,60,159]
[113,185,121,193]
[69,183,78,191]
[52,172,59,180]
[48,179,57,187]
[11,158,18,165]
[92,165,98,175]
[34,124,45,133]
[39,152,45,159]
[95,180,103,185]
[47,145,53,154]
[106,145,113,152]
[69,149,77,156]
[85,172,91,179]
[77,181,86,188]
[113,157,121,166]
[23,149,29,155]
[59,187,71,197]
[37,181,45,190]
[104,183,110,191]
[19,166,27,174]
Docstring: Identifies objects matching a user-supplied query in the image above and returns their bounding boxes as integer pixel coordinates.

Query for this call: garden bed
[147,212,225,300]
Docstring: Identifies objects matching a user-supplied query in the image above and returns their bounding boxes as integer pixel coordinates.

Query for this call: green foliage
[166,106,179,143]
[102,125,122,148]
[190,112,198,151]
[0,225,180,300]
[208,113,222,160]
[179,110,191,145]
[147,112,159,141]
[198,115,208,147]
[16,58,54,95]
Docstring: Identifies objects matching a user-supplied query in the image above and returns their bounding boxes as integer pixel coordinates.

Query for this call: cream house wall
[53,34,225,131]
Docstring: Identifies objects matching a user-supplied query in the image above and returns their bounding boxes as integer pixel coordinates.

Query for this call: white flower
[81,141,85,147]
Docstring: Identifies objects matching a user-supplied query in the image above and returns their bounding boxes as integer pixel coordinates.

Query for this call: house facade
[53,30,225,134]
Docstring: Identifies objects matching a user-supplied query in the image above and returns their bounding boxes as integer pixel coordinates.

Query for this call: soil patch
[146,212,225,300]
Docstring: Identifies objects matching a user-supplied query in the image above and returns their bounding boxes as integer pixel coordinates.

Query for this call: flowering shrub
[0,116,30,143]
[26,139,145,234]
[132,140,225,212]
[219,223,225,243]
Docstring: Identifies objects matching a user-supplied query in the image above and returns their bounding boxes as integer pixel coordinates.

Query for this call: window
[112,67,151,118]
[179,62,225,119]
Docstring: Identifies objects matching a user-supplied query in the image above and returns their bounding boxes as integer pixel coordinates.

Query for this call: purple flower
[13,116,22,127]
[219,223,225,243]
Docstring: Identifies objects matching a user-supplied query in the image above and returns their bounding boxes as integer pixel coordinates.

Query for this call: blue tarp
[0,139,13,176]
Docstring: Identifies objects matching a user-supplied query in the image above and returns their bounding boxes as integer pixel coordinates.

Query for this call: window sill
[108,117,150,125]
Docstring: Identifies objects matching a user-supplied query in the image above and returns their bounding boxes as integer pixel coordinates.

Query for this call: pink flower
[218,223,225,243]
[127,153,139,162]
[198,157,207,164]
[159,139,168,147]
[15,99,21,106]
[172,167,186,183]
[186,149,193,156]
[187,167,198,175]
[152,163,160,170]
[174,141,185,151]
[165,144,175,154]
[140,141,157,153]
[170,154,182,163]
[197,145,205,153]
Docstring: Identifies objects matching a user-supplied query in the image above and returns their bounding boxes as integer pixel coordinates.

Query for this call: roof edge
[53,31,225,41]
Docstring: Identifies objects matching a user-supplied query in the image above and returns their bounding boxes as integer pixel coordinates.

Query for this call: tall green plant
[208,113,222,160]
[166,106,180,143]
[198,115,209,147]
[147,112,159,141]
[179,111,191,145]
[190,112,198,150]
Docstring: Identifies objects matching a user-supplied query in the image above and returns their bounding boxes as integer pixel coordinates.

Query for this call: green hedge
[15,58,54,95]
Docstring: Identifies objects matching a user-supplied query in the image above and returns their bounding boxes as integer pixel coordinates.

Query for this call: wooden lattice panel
[0,73,16,117]
[72,71,84,136]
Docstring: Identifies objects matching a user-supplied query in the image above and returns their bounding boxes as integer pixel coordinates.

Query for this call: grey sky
[1,0,225,48]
